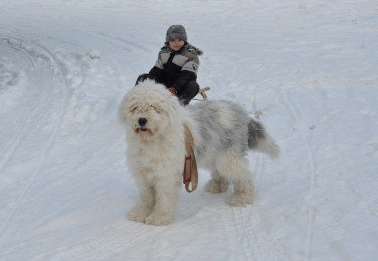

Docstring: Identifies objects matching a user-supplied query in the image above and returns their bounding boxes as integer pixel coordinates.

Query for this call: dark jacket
[148,43,203,93]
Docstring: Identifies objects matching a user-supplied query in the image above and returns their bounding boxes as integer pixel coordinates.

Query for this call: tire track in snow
[0,38,70,242]
[72,29,153,53]
[95,31,152,52]
[222,203,282,261]
[45,221,172,261]
[0,38,35,171]
[282,90,316,193]
[0,119,26,172]
[279,88,316,261]
[0,38,48,171]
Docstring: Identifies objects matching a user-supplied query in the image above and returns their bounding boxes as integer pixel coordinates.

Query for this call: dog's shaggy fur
[119,80,279,225]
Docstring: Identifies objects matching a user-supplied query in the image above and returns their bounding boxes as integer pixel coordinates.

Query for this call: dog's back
[189,100,279,160]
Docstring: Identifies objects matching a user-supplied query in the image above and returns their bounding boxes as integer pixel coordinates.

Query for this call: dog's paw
[144,213,174,226]
[128,208,151,223]
[205,179,229,194]
[226,194,253,207]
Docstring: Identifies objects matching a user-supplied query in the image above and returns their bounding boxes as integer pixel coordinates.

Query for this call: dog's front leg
[128,179,155,223]
[144,175,179,226]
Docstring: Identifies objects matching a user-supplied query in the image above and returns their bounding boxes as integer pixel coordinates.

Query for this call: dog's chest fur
[127,133,186,176]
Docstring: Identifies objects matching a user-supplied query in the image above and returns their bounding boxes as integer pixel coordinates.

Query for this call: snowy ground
[1,0,377,260]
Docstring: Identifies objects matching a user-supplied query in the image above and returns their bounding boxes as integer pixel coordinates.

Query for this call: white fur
[119,80,279,226]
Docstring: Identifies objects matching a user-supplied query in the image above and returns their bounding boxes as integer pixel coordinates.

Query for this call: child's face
[169,40,185,51]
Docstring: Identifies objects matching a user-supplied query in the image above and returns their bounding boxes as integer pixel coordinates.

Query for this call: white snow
[1,0,377,260]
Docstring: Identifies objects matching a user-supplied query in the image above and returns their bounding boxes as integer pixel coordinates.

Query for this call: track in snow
[0,37,70,242]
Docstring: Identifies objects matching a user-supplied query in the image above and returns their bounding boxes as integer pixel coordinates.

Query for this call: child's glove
[168,87,177,95]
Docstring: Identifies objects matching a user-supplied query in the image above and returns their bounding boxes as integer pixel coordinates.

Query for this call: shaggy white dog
[119,80,279,226]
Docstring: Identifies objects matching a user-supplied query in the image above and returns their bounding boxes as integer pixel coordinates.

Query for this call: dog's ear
[166,93,182,111]
[118,95,131,123]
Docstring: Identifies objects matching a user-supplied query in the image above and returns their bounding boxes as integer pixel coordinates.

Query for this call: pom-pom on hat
[166,25,188,43]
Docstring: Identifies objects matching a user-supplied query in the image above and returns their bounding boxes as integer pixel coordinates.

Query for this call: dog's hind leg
[227,175,254,207]
[227,158,255,206]
[205,170,229,194]
[215,150,255,206]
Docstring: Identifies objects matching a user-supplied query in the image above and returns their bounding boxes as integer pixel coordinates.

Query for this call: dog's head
[119,80,181,141]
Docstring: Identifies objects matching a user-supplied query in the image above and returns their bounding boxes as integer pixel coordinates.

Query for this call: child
[136,25,203,105]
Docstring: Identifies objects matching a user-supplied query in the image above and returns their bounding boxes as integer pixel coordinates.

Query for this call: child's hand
[168,87,177,95]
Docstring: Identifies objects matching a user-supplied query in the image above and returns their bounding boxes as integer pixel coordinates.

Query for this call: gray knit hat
[166,25,187,42]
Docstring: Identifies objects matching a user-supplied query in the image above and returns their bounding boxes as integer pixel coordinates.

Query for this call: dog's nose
[138,118,147,127]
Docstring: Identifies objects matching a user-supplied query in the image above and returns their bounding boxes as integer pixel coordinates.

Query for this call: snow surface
[1,0,377,260]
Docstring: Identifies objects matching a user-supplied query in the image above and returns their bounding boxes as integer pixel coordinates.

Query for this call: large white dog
[119,80,279,226]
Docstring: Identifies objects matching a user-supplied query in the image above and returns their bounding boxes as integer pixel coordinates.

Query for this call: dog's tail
[248,119,280,159]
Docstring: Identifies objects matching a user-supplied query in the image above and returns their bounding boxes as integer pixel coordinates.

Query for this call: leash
[183,124,198,193]
[182,87,210,192]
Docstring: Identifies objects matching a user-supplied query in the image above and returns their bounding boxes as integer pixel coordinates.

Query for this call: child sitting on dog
[136,24,203,105]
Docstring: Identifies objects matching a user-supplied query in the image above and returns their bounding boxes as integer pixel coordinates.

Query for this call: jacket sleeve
[147,51,166,84]
[172,56,199,92]
[148,66,165,83]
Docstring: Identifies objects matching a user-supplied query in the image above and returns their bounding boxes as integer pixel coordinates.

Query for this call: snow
[0,0,377,260]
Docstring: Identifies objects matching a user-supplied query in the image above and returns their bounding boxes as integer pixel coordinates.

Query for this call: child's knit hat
[166,25,187,42]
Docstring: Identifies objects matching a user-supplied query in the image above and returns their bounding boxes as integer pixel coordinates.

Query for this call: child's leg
[177,81,200,105]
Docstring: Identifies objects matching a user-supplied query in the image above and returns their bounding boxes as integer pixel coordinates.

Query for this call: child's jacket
[148,43,203,93]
